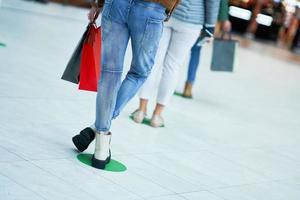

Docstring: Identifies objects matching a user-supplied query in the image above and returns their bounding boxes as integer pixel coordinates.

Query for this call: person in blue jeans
[71,0,179,169]
[182,0,231,98]
[185,26,215,95]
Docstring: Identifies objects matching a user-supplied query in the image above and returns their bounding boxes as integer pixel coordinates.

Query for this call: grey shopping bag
[61,27,89,84]
[211,33,238,72]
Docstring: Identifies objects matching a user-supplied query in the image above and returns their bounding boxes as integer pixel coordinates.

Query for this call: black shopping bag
[211,32,238,72]
[61,27,89,84]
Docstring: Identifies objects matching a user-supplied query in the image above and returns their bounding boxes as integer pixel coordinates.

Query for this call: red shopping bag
[78,24,101,92]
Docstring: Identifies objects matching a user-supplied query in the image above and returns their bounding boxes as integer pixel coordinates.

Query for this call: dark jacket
[218,0,229,22]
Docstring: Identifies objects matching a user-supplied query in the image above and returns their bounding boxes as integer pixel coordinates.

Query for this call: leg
[131,98,148,124]
[153,103,164,116]
[72,0,130,162]
[183,40,203,98]
[139,98,148,113]
[150,103,165,128]
[138,24,172,103]
[132,23,172,123]
[157,19,200,107]
[95,16,129,132]
[92,0,131,169]
[112,1,166,118]
[186,40,203,85]
[150,20,200,127]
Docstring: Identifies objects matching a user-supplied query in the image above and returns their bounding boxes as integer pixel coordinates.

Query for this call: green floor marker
[77,153,127,172]
[129,115,164,128]
[173,91,192,99]
[0,42,6,47]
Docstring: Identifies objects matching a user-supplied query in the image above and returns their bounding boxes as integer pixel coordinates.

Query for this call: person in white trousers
[132,0,221,127]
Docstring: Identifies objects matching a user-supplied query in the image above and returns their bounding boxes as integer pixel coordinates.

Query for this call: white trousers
[139,18,201,106]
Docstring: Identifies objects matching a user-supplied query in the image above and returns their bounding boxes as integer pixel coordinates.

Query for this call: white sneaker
[150,115,164,128]
[92,132,111,169]
[131,109,146,123]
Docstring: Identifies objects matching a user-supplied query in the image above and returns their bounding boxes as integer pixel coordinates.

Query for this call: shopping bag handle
[85,10,101,46]
[90,9,101,25]
[221,31,232,41]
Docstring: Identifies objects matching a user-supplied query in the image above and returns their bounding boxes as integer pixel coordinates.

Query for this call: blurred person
[71,0,179,169]
[132,0,220,128]
[292,26,300,53]
[291,7,300,53]
[278,4,295,48]
[182,0,231,98]
[279,6,300,49]
[287,7,300,49]
[245,0,266,39]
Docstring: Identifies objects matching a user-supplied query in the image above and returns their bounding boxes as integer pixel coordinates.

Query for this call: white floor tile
[180,191,224,200]
[0,146,24,162]
[211,181,300,200]
[207,148,300,180]
[135,154,228,189]
[147,194,186,200]
[0,161,96,200]
[0,174,44,200]
[99,165,174,198]
[111,155,200,193]
[32,159,140,200]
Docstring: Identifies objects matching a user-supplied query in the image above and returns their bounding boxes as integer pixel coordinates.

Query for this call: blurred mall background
[25,0,300,54]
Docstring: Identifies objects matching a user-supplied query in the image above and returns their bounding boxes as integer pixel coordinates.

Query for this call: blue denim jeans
[186,27,215,85]
[95,0,165,132]
[186,37,203,85]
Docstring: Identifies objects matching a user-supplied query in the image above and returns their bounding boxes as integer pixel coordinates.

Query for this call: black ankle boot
[92,151,111,169]
[72,127,95,152]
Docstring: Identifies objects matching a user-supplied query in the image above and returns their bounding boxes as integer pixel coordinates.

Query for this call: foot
[131,109,146,123]
[183,82,193,99]
[72,127,95,152]
[92,132,112,169]
[92,151,111,170]
[150,114,164,128]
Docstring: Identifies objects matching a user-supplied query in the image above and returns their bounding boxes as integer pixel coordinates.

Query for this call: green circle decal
[173,91,192,99]
[77,153,127,172]
[0,42,6,47]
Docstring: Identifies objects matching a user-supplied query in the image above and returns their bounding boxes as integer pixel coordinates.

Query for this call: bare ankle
[153,103,164,116]
[139,98,148,113]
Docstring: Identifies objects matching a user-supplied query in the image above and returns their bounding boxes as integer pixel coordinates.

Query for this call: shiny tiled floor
[1,0,300,199]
